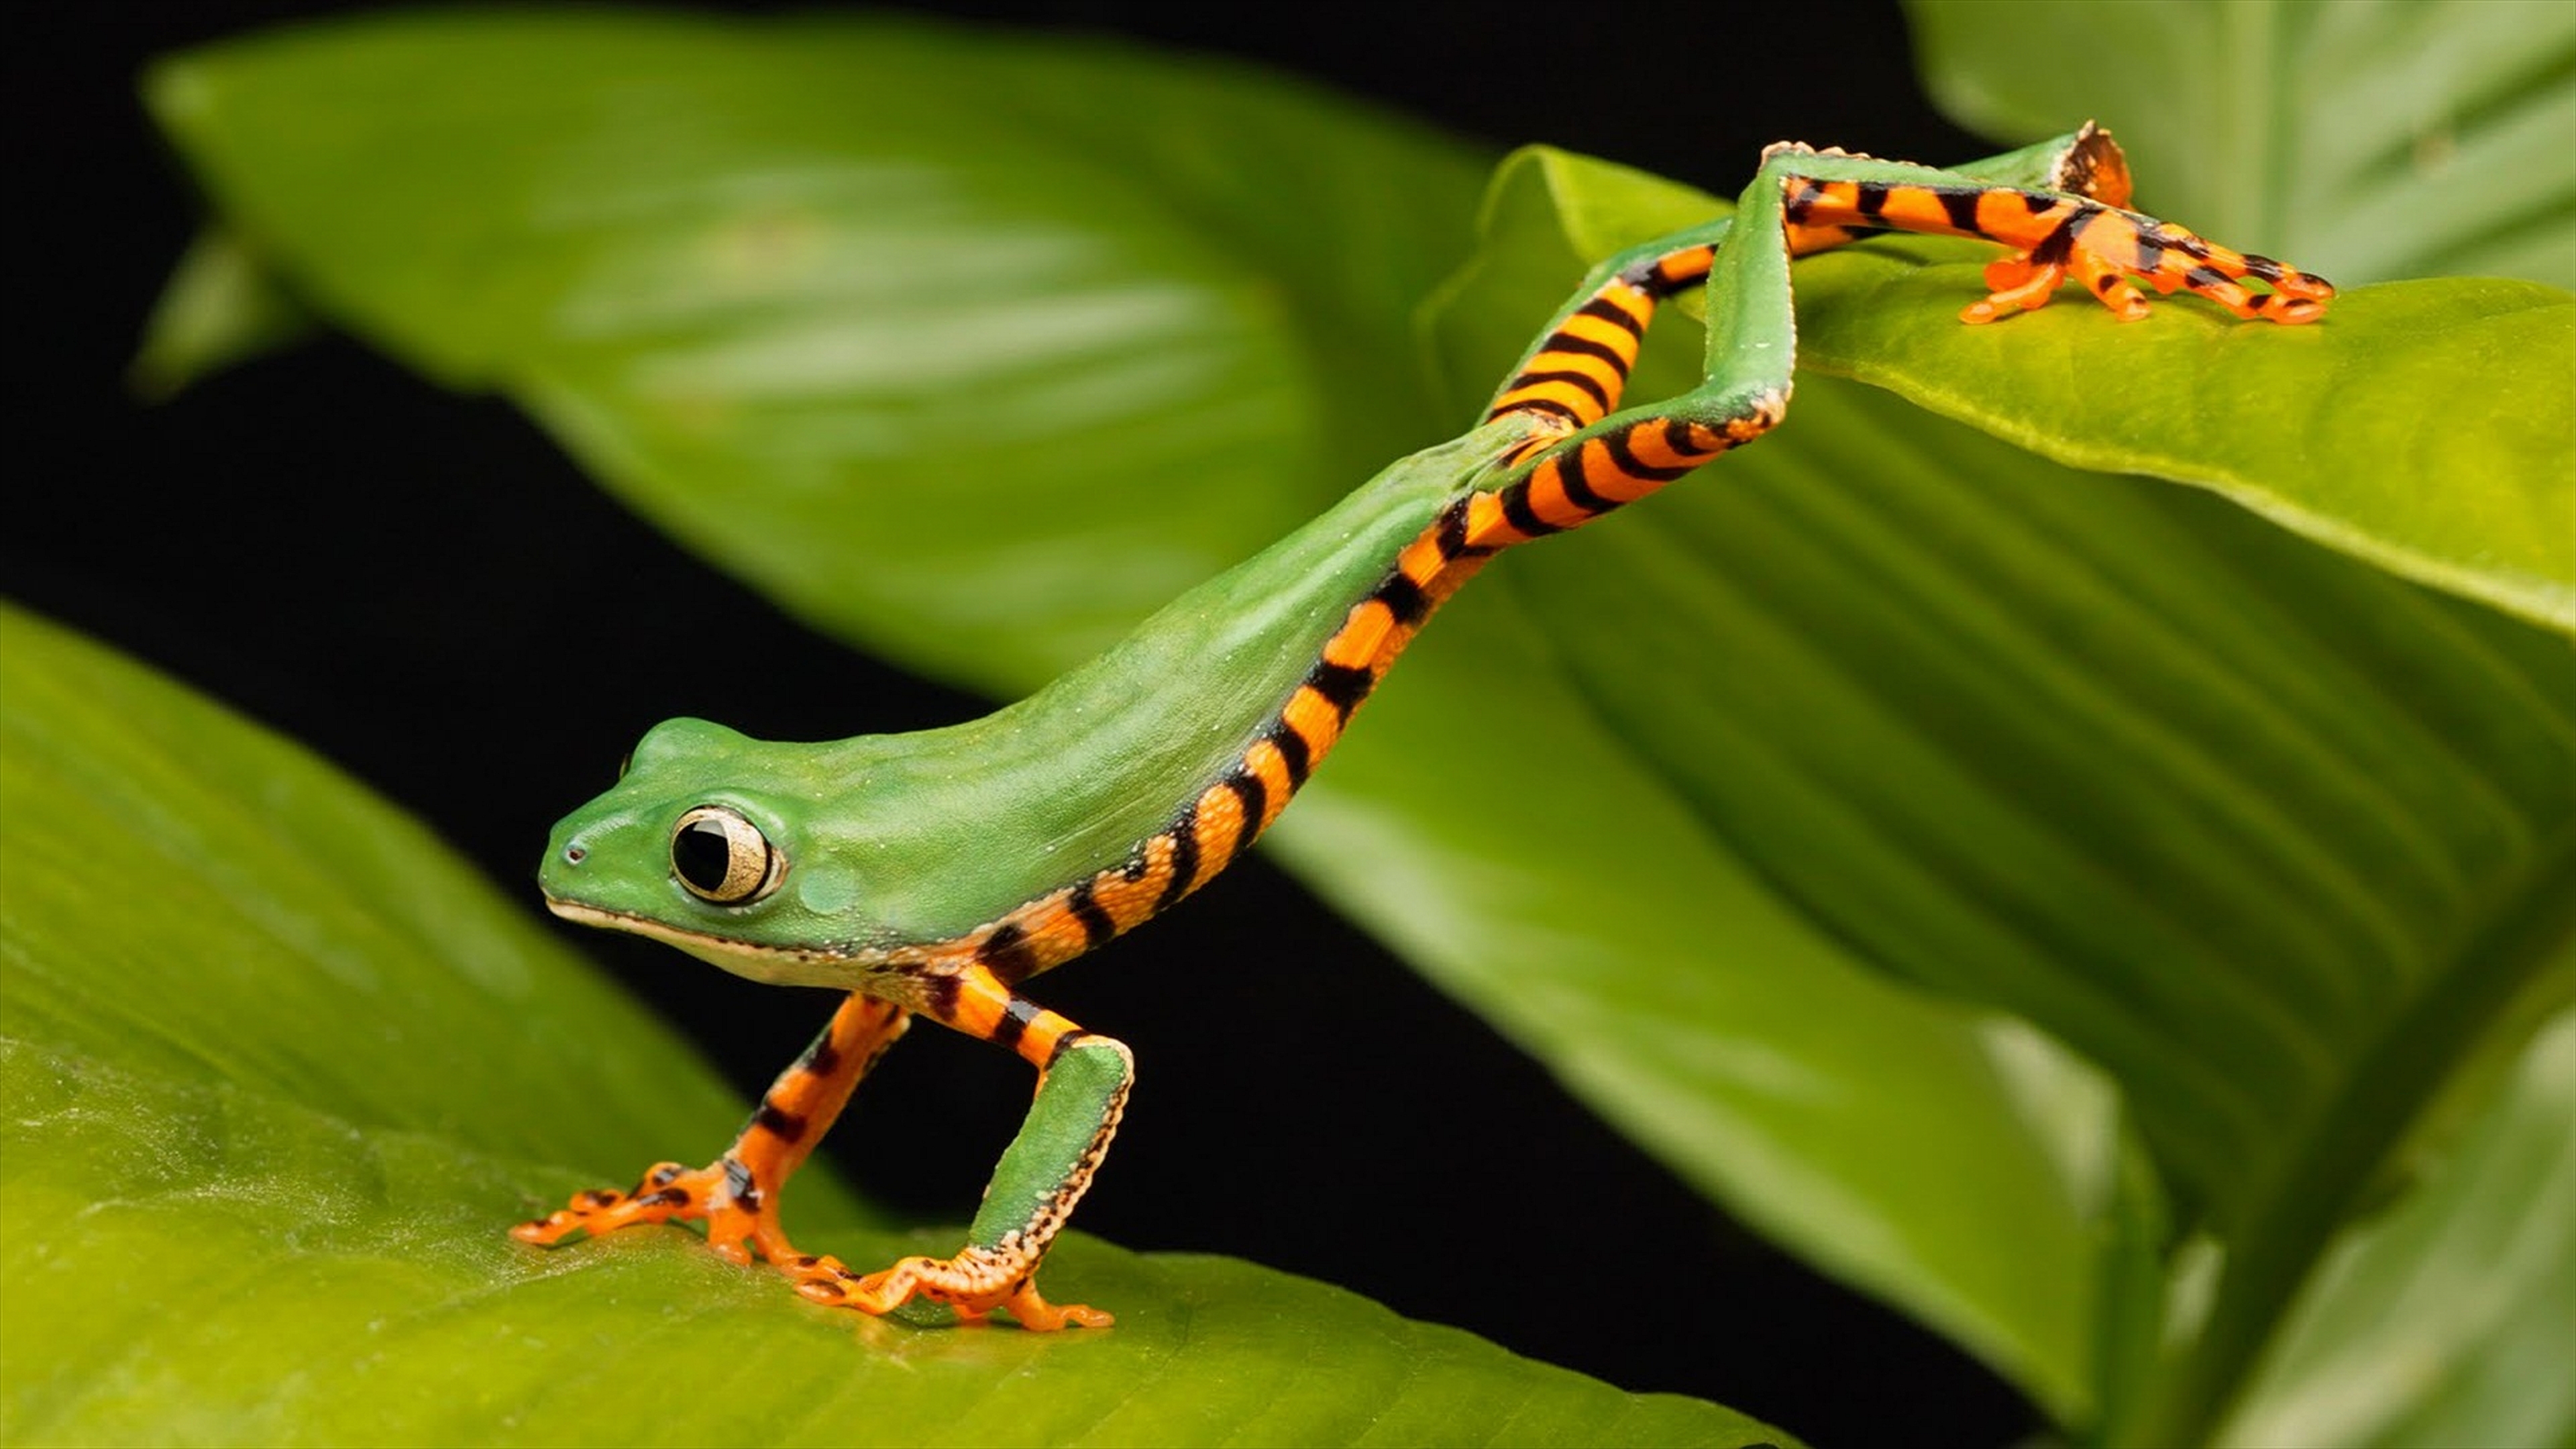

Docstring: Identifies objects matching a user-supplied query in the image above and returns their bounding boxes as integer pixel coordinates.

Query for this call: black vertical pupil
[673,818,741,894]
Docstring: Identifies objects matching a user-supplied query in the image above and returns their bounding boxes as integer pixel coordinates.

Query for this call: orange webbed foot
[790,1251,1112,1330]
[1962,254,2070,324]
[513,1159,799,1265]
[513,1161,698,1245]
[1960,215,2334,326]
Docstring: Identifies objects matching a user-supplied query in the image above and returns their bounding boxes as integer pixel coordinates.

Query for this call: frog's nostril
[564,844,587,865]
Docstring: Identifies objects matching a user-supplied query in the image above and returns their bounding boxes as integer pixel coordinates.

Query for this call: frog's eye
[670,806,783,906]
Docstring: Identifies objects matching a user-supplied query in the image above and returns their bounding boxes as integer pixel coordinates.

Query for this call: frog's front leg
[514,990,908,1267]
[786,964,1129,1330]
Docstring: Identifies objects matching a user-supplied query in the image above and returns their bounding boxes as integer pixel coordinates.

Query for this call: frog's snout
[538,820,596,902]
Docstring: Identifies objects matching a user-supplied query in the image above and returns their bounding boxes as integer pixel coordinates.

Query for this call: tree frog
[516,124,2332,1329]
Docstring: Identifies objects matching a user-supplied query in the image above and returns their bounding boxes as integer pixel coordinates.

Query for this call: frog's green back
[541,419,1536,966]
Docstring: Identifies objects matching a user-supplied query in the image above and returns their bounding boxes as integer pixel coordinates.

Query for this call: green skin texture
[537,133,2108,1279]
[540,419,1538,976]
[966,1040,1126,1248]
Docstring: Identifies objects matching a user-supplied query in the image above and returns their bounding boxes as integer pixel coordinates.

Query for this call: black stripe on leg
[1573,294,1647,335]
[1490,395,1589,429]
[1268,722,1313,788]
[1505,368,1612,411]
[1376,572,1431,626]
[918,972,961,1020]
[799,1034,841,1077]
[1157,815,1200,911]
[1501,482,1563,538]
[2241,252,2288,283]
[753,1100,808,1142]
[1306,661,1375,722]
[1605,426,1701,484]
[989,995,1044,1052]
[1066,878,1116,950]
[1432,497,1491,562]
[1550,455,1614,514]
[979,922,1043,985]
[1538,334,1635,371]
[1222,773,1265,860]
[2031,217,2082,267]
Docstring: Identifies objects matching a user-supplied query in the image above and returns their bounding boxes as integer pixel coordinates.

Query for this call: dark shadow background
[11,3,2032,1442]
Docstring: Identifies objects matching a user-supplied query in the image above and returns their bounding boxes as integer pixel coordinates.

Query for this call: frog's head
[537,716,883,987]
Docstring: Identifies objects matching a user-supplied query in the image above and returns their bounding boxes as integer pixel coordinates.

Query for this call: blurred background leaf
[2212,1001,2576,1448]
[143,8,1487,692]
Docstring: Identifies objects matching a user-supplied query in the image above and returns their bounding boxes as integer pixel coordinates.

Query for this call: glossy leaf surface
[0,603,1786,1448]
[1803,250,2572,631]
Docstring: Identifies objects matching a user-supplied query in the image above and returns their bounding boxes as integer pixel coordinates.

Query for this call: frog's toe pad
[513,1162,700,1244]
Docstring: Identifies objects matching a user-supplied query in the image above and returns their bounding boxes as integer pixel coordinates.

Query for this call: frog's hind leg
[1767,140,2334,325]
[1481,224,1727,468]
[1466,173,1809,549]
[1460,127,2339,551]
[785,964,1128,1330]
[513,991,909,1268]
[1474,127,2155,479]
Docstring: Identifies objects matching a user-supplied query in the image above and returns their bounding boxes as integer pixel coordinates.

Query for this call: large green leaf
[1802,250,2572,631]
[0,602,1788,1447]
[1904,0,2576,288]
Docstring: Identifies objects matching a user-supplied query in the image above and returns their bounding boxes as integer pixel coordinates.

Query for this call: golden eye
[669,806,782,906]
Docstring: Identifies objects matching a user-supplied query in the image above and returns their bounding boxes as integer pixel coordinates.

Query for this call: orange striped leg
[1475,130,2147,462]
[787,967,1129,1330]
[1779,121,2136,260]
[514,992,910,1268]
[1774,154,2334,324]
[1462,400,1779,551]
[1483,239,1718,464]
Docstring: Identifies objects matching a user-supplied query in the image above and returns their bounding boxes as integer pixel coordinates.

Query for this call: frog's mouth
[541,895,874,988]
